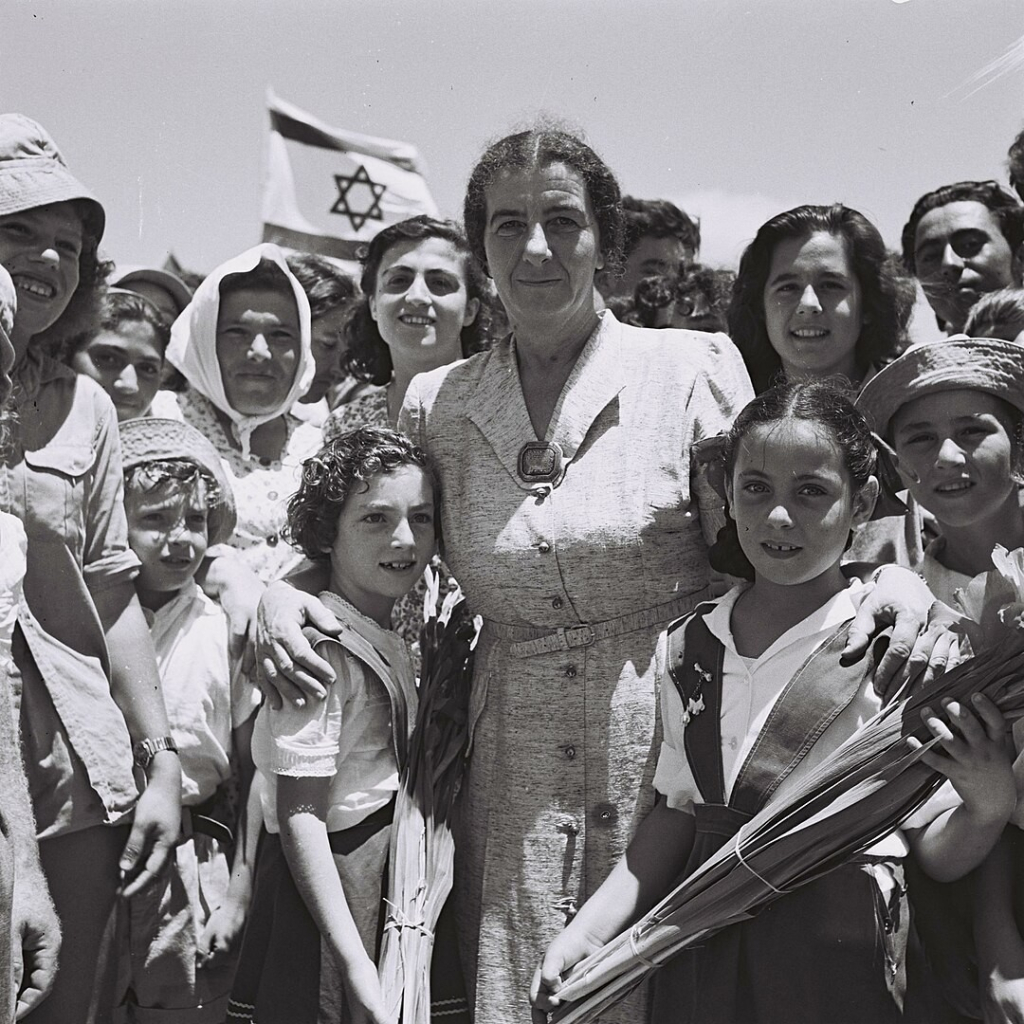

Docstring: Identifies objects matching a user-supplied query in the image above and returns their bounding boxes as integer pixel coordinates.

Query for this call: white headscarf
[166,243,314,459]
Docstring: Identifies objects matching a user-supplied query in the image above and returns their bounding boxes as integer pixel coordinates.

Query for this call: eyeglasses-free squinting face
[0,202,84,345]
[482,162,603,338]
[215,287,301,415]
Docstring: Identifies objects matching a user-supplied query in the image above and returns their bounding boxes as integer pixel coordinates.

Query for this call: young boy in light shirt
[115,417,261,1023]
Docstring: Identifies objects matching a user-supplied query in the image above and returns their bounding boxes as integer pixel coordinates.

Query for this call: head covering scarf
[165,243,314,459]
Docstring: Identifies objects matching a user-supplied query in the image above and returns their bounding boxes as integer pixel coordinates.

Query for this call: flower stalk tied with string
[377,566,480,1024]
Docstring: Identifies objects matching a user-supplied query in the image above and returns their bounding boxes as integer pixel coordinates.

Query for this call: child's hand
[909,694,1017,825]
[530,928,605,1022]
[983,960,1024,1024]
[197,898,247,969]
[342,956,393,1024]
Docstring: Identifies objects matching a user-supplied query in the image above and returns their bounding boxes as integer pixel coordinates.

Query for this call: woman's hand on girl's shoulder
[256,580,339,709]
[844,565,960,699]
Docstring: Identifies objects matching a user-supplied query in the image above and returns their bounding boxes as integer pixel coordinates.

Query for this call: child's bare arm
[531,799,696,1018]
[906,694,1016,882]
[225,714,258,900]
[278,775,390,1024]
[198,714,258,967]
[196,550,265,673]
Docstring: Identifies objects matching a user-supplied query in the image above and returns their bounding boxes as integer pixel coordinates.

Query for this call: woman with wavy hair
[257,128,956,1022]
[728,203,909,395]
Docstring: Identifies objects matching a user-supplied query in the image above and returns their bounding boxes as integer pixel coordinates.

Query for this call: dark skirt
[651,859,908,1024]
[649,803,908,1024]
[226,801,393,1024]
[429,895,471,1023]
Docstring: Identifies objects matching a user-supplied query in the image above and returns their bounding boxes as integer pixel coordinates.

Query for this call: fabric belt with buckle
[487,587,715,659]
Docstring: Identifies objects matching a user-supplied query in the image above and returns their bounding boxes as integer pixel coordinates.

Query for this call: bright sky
[3,0,1022,287]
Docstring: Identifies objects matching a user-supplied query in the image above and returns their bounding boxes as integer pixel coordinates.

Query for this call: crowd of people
[1,103,1024,1024]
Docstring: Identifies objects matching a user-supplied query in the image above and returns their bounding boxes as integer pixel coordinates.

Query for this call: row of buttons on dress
[555,801,620,836]
[535,538,566,610]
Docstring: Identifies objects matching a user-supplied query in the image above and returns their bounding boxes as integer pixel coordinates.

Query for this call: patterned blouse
[176,389,324,585]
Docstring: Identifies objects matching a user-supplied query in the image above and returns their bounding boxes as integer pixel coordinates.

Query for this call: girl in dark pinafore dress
[532,381,1017,1024]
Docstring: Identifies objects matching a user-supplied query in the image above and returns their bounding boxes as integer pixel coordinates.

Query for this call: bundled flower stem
[378,566,480,1024]
[548,634,1024,1023]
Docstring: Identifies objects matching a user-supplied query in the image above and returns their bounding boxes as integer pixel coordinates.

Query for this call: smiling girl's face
[71,320,165,421]
[0,201,84,351]
[369,236,478,376]
[728,418,876,587]
[762,231,864,383]
[326,464,436,627]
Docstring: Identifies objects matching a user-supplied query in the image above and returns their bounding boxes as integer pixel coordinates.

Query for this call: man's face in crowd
[602,234,691,299]
[913,200,1021,332]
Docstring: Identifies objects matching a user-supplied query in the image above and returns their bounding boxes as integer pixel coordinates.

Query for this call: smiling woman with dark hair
[323,214,487,435]
[263,125,754,1021]
[321,216,486,653]
[728,203,907,395]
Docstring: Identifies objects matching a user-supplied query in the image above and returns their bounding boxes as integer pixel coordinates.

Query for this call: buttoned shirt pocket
[21,442,95,556]
[17,606,137,835]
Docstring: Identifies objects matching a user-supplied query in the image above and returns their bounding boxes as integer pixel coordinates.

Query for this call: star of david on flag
[262,89,437,262]
[330,165,386,231]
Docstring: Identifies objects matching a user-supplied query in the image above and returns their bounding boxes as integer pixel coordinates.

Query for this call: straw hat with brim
[118,418,237,546]
[855,337,1024,438]
[0,114,105,241]
[113,267,192,316]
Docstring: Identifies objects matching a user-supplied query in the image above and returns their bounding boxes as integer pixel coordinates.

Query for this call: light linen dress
[400,311,752,1022]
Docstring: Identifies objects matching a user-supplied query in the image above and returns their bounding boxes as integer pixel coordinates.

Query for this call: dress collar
[706,580,865,665]
[464,310,626,488]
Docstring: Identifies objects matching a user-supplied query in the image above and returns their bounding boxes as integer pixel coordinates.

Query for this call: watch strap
[133,736,179,768]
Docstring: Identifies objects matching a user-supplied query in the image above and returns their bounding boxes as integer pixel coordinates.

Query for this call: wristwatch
[133,736,179,769]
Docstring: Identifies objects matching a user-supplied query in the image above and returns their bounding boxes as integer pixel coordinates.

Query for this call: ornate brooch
[518,441,566,486]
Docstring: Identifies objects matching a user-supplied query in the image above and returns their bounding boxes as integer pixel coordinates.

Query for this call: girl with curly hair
[229,427,433,1024]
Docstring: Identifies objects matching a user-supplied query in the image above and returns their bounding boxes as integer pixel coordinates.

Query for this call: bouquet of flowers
[547,630,1024,1023]
[954,543,1024,830]
[956,544,1024,642]
[378,567,480,1024]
